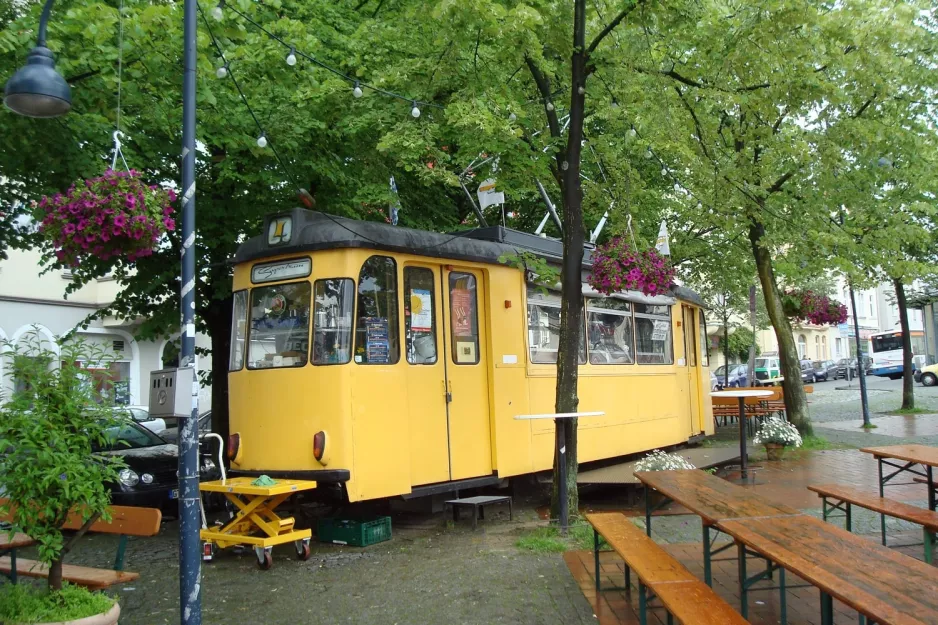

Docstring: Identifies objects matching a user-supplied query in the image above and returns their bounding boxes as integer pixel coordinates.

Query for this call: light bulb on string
[508,112,517,122]
[546,101,555,112]
[211,1,224,21]
[628,128,637,138]
[215,64,228,79]
[644,147,653,159]
[577,86,585,95]
[352,81,363,98]
[257,132,267,149]
[285,47,297,67]
[697,201,703,210]
[674,182,681,192]
[411,101,421,118]
[611,98,620,109]
[661,167,668,177]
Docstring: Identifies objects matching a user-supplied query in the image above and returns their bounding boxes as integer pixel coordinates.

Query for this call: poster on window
[364,317,390,363]
[651,320,669,341]
[451,289,474,337]
[410,290,433,332]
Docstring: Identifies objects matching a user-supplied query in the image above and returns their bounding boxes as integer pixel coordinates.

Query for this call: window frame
[245,280,313,370]
[525,288,588,366]
[699,309,710,368]
[633,303,674,365]
[586,297,635,365]
[448,271,481,366]
[404,266,439,366]
[229,289,248,372]
[310,277,356,366]
[354,255,401,366]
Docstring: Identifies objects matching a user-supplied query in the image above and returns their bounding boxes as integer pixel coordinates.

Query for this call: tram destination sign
[251,258,312,284]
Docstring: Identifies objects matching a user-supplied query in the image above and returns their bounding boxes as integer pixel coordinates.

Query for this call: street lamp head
[4,45,71,118]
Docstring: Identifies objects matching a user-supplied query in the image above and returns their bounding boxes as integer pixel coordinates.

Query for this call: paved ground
[20,376,936,624]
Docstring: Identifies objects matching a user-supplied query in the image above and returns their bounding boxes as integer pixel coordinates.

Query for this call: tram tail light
[313,431,327,465]
[227,433,242,464]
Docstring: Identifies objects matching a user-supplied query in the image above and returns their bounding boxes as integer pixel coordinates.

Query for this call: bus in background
[869,330,925,379]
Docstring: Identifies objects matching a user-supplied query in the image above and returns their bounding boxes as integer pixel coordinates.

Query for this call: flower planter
[15,602,119,625]
[764,443,786,462]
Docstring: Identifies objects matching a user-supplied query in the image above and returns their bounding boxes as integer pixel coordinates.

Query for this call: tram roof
[235,209,704,307]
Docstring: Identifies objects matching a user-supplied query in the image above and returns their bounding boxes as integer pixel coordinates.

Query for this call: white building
[0,247,211,409]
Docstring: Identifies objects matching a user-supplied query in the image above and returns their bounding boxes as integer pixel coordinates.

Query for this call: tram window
[526,288,587,365]
[699,310,710,368]
[449,272,480,365]
[354,256,400,365]
[634,303,673,365]
[229,289,247,371]
[404,267,437,365]
[587,298,634,364]
[311,279,354,365]
[246,281,311,369]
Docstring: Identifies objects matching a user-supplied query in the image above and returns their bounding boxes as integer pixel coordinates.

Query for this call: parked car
[160,410,212,444]
[833,357,872,380]
[811,360,838,382]
[115,405,166,434]
[710,371,718,392]
[915,363,938,387]
[800,360,816,383]
[716,364,749,388]
[96,421,219,513]
[753,357,781,385]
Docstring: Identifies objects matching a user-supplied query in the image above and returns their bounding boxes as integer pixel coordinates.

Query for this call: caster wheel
[295,539,311,561]
[254,546,273,570]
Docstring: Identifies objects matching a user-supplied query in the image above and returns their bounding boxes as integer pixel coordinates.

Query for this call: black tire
[923,373,937,388]
[889,374,902,381]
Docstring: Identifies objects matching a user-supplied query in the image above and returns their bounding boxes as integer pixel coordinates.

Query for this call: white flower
[753,416,803,447]
[634,449,696,472]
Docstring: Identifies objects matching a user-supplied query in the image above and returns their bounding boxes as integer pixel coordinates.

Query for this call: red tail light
[313,431,326,463]
[227,433,241,463]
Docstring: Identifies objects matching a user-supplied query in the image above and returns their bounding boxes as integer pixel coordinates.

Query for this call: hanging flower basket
[588,236,675,297]
[35,169,176,268]
[781,289,848,326]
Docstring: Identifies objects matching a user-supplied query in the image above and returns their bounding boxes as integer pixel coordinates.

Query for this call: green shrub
[0,583,113,623]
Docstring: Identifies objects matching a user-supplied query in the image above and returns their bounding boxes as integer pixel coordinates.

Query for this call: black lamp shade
[4,45,71,118]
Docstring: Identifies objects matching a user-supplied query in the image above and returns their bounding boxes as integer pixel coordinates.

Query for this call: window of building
[311,279,354,365]
[821,336,828,360]
[526,288,586,364]
[815,335,821,360]
[404,268,437,365]
[449,272,480,365]
[247,281,311,369]
[229,290,247,371]
[798,334,807,359]
[354,256,400,364]
[587,298,633,364]
[634,303,673,364]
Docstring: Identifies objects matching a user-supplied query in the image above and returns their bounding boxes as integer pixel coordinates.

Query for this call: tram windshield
[247,282,311,369]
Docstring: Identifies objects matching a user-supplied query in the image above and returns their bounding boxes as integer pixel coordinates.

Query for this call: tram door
[682,305,701,438]
[442,268,493,480]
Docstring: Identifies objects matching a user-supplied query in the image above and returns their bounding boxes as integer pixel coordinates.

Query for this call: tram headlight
[313,431,328,465]
[227,433,243,465]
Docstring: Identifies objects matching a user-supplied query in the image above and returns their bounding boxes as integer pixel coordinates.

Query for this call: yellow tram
[226,209,713,502]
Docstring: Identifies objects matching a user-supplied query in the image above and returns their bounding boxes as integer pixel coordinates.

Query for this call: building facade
[0,247,211,410]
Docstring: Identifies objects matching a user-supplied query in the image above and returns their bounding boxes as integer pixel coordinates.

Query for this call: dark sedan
[98,421,218,514]
[812,360,838,382]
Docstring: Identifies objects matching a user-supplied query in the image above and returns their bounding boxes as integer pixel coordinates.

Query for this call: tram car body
[227,209,713,502]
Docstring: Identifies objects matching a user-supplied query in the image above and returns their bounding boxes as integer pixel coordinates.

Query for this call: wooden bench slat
[808,483,938,530]
[587,512,696,584]
[0,533,36,550]
[653,580,749,625]
[1,502,161,537]
[0,557,139,590]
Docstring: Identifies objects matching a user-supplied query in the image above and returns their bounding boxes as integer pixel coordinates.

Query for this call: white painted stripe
[182,147,190,158]
[185,323,196,337]
[183,233,195,249]
[181,279,195,297]
[182,183,195,204]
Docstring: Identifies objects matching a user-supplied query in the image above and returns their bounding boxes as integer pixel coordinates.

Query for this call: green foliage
[724,327,758,363]
[0,333,126,588]
[515,523,602,553]
[0,583,114,623]
[498,251,560,295]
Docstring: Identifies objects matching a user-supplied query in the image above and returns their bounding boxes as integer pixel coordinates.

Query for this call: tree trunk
[49,557,63,591]
[748,218,812,435]
[894,278,915,410]
[550,0,587,523]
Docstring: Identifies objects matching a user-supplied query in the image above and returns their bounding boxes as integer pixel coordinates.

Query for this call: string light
[285,47,297,67]
[611,98,620,109]
[577,86,585,95]
[353,81,363,98]
[411,101,421,118]
[661,167,668,177]
[673,182,681,192]
[645,147,653,159]
[509,112,517,122]
[215,63,228,79]
[257,132,267,148]
[211,1,223,21]
[628,128,637,138]
[546,101,555,112]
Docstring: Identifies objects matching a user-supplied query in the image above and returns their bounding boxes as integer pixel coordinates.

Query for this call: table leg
[820,591,833,625]
[593,529,601,592]
[556,417,568,536]
[779,567,787,625]
[878,458,887,546]
[738,398,747,479]
[644,486,652,537]
[9,548,16,584]
[638,580,648,625]
[928,465,935,512]
[472,505,478,530]
[737,542,748,620]
[703,524,712,587]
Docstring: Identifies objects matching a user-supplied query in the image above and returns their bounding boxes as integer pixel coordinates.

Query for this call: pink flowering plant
[588,236,675,297]
[782,289,848,326]
[34,169,176,267]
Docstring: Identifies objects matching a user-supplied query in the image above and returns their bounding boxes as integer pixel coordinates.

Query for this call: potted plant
[781,289,848,326]
[753,416,803,461]
[634,450,696,506]
[588,237,676,297]
[0,333,127,624]
[34,169,176,268]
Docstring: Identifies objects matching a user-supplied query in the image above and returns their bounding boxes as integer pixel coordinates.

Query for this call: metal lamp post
[3,0,71,118]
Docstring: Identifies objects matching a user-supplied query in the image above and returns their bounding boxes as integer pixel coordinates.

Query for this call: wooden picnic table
[711,389,773,479]
[718,514,938,625]
[861,444,938,547]
[635,469,799,586]
[0,532,35,584]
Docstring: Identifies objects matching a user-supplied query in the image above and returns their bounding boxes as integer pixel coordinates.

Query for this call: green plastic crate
[316,516,392,547]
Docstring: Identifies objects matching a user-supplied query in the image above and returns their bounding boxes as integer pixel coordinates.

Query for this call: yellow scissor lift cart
[199,476,317,570]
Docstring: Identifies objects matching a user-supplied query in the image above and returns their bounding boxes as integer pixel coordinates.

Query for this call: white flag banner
[655,219,671,256]
[477,178,505,209]
[389,176,402,226]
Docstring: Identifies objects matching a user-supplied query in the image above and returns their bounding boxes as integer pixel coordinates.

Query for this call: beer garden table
[710,389,773,479]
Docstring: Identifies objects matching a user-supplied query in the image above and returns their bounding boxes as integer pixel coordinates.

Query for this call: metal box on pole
[148,367,195,418]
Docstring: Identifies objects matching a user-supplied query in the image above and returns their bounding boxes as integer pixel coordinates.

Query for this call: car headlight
[141,473,154,485]
[118,469,139,487]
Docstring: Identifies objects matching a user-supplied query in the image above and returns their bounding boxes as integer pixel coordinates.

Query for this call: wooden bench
[808,483,938,564]
[587,512,749,625]
[0,505,161,590]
